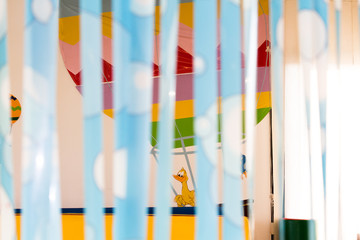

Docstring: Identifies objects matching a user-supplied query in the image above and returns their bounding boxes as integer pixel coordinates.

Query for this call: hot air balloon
[59,0,271,206]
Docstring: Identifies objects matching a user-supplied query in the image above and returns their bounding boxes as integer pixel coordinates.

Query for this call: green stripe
[151,107,271,148]
[11,106,21,111]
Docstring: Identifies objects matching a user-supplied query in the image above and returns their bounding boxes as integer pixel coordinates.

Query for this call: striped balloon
[22,0,62,239]
[10,95,21,125]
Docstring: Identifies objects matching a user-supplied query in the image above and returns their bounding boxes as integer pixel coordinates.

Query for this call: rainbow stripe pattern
[59,0,272,149]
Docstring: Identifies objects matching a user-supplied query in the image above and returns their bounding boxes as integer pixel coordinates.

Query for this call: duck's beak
[173,175,185,182]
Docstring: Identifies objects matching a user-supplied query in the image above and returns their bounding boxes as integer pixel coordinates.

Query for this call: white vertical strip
[284,64,311,219]
[339,66,360,240]
[243,0,258,236]
[326,65,340,240]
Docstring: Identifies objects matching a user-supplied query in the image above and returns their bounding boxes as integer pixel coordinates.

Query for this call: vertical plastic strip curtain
[220,0,244,239]
[243,0,258,236]
[297,0,316,222]
[194,0,218,239]
[112,1,130,239]
[270,0,284,221]
[298,0,328,238]
[335,0,342,65]
[153,0,179,240]
[118,1,155,239]
[22,0,62,239]
[0,0,16,239]
[325,1,341,239]
[314,0,328,201]
[314,1,328,239]
[326,1,341,238]
[333,0,342,238]
[80,0,104,239]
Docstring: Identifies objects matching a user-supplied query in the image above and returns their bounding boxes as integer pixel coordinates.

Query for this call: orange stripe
[59,12,112,45]
[59,16,80,45]
[16,215,250,240]
[151,92,271,122]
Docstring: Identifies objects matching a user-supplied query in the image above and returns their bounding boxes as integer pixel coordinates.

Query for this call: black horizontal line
[14,200,253,216]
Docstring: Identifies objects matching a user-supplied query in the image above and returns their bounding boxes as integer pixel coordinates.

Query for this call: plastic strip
[80,0,104,239]
[194,0,218,239]
[22,0,62,239]
[154,0,180,239]
[220,0,245,239]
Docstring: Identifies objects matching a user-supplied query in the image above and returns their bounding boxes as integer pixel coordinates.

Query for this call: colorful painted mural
[59,0,271,210]
[58,0,271,149]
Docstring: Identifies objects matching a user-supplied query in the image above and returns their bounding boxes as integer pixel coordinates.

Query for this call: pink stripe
[178,22,193,55]
[102,36,113,64]
[153,35,160,65]
[258,14,269,48]
[76,84,114,110]
[60,35,113,75]
[77,67,270,110]
[153,68,270,104]
[59,40,81,74]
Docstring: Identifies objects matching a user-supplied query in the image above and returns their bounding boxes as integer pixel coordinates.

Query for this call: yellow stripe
[151,91,271,122]
[103,109,114,118]
[104,92,271,121]
[179,3,194,28]
[59,16,80,45]
[102,12,112,39]
[59,12,112,45]
[258,0,269,15]
[151,99,194,122]
[59,0,268,44]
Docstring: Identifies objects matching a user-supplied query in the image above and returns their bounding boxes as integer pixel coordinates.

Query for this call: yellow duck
[173,168,195,207]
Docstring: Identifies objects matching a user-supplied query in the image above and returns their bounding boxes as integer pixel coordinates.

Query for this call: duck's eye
[180,173,183,177]
[178,173,181,177]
